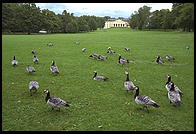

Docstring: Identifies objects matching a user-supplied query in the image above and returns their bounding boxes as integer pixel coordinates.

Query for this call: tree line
[2,3,194,34]
[129,3,194,32]
[2,3,108,34]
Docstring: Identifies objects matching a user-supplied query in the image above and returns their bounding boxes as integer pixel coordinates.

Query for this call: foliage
[129,3,194,32]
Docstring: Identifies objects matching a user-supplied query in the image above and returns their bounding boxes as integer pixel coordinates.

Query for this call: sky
[35,3,173,18]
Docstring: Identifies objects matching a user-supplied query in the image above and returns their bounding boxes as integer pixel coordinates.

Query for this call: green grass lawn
[2,28,194,131]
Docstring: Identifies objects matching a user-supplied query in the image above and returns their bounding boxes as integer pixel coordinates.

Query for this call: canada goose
[165,75,183,96]
[89,54,99,59]
[32,50,36,54]
[48,43,53,46]
[107,47,115,54]
[186,46,190,50]
[93,71,108,81]
[33,55,39,63]
[107,49,115,54]
[125,47,130,51]
[50,60,59,74]
[82,48,86,52]
[134,86,160,112]
[29,81,39,96]
[124,72,136,93]
[98,55,107,60]
[119,55,129,65]
[26,65,35,73]
[166,55,175,61]
[75,41,80,45]
[44,89,70,111]
[12,56,18,66]
[168,82,181,106]
[156,56,164,64]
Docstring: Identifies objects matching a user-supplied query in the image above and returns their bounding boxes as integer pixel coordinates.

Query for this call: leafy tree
[137,6,151,30]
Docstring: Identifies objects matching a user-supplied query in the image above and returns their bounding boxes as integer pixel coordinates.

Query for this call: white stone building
[104,19,130,29]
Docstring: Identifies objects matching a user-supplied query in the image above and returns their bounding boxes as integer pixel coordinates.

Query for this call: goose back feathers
[168,82,181,106]
[29,81,39,96]
[166,55,175,61]
[26,65,35,73]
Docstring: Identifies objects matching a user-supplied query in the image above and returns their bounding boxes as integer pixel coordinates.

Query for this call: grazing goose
[98,55,107,60]
[186,46,190,50]
[125,47,130,51]
[93,71,108,81]
[32,50,36,54]
[166,55,175,61]
[124,72,136,93]
[48,43,53,46]
[134,86,160,112]
[12,56,18,66]
[50,60,59,74]
[156,56,164,64]
[89,53,100,59]
[44,89,70,111]
[82,48,86,52]
[107,47,115,54]
[26,65,35,73]
[75,41,80,45]
[119,55,129,65]
[165,75,183,96]
[29,81,39,96]
[33,55,39,63]
[168,82,181,106]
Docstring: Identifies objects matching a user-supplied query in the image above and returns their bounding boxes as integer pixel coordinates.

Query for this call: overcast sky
[35,3,173,18]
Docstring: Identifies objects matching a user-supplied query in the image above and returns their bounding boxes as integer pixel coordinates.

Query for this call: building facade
[104,19,130,29]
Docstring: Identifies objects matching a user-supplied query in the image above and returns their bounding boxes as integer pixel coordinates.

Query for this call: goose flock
[11,41,189,113]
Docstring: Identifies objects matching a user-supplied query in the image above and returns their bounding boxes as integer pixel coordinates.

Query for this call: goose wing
[168,91,181,104]
[94,76,108,81]
[124,81,135,90]
[136,95,157,106]
[29,81,39,90]
[48,97,69,107]
[50,66,59,73]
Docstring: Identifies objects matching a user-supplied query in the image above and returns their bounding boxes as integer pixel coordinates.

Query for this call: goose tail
[152,103,160,108]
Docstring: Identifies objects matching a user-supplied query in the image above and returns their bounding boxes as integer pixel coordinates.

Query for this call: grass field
[2,28,194,131]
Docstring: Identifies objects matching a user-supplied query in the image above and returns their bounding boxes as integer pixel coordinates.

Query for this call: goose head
[43,89,49,94]
[93,71,97,78]
[134,86,140,99]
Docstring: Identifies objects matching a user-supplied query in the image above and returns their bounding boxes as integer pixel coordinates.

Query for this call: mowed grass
[2,28,194,131]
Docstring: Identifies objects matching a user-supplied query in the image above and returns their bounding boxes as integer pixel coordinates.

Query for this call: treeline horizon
[2,3,194,34]
[129,3,194,32]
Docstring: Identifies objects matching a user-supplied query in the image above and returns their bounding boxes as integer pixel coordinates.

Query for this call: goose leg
[30,90,32,96]
[58,108,60,112]
[52,107,54,110]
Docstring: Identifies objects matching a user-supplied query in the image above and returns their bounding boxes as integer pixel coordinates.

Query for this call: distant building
[104,19,130,29]
[39,30,47,34]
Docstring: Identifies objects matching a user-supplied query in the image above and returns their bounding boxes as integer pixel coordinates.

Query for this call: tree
[174,3,194,32]
[129,11,139,29]
[137,6,151,30]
